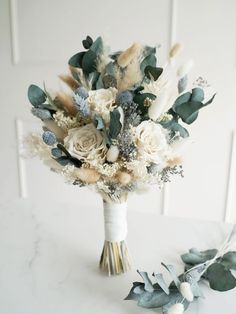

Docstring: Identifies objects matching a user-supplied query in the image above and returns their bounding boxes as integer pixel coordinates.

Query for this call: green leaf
[191,88,204,102]
[82,35,93,49]
[133,92,156,115]
[161,263,180,288]
[144,66,163,81]
[221,252,236,270]
[90,36,103,55]
[82,50,97,74]
[181,248,217,266]
[94,114,105,130]
[88,71,100,89]
[174,101,203,124]
[172,92,191,111]
[109,109,122,139]
[68,51,85,68]
[140,54,157,73]
[153,273,169,295]
[161,119,189,138]
[125,282,145,301]
[137,290,170,309]
[207,263,236,291]
[28,85,47,107]
[137,270,154,292]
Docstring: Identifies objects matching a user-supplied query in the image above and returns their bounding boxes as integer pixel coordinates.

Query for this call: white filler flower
[87,87,117,124]
[64,124,107,164]
[133,120,169,164]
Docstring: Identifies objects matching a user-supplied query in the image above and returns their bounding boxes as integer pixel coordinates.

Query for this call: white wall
[0,0,235,222]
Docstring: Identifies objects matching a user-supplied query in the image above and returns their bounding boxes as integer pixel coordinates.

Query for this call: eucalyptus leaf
[90,36,103,55]
[82,50,97,74]
[161,263,180,288]
[191,88,204,102]
[137,290,170,309]
[153,273,169,295]
[140,54,157,73]
[181,248,217,266]
[137,270,154,292]
[133,92,156,115]
[221,252,236,270]
[82,35,93,49]
[172,92,191,110]
[55,156,71,166]
[144,66,163,81]
[28,85,47,107]
[161,119,189,138]
[68,51,85,68]
[109,109,122,139]
[125,282,144,301]
[207,263,236,291]
[94,114,105,130]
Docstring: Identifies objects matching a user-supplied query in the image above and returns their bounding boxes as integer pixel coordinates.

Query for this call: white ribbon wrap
[103,201,128,242]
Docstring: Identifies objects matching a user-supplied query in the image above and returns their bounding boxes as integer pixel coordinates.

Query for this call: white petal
[106,145,119,162]
[180,282,194,302]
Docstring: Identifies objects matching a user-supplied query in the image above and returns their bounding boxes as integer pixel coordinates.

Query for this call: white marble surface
[0,198,235,314]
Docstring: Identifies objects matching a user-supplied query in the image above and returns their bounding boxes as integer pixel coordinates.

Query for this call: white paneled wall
[0,0,235,221]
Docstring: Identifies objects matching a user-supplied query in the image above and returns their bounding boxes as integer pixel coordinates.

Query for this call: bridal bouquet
[26,35,215,275]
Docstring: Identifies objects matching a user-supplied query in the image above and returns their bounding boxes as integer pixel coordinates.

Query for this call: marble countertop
[0,199,235,314]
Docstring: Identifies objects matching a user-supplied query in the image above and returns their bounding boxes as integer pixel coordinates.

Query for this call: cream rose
[64,124,107,164]
[133,120,169,164]
[87,87,117,124]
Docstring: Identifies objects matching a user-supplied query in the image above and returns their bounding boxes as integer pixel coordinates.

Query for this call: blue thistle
[74,86,89,99]
[73,93,90,116]
[116,91,133,105]
[51,147,62,158]
[31,108,51,120]
[42,131,57,146]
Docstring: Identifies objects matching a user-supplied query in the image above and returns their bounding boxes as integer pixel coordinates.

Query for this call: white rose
[87,87,117,124]
[133,120,169,164]
[64,124,107,164]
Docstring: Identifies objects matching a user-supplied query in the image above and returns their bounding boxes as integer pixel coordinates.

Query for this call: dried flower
[75,167,100,184]
[117,43,142,68]
[106,145,119,162]
[177,60,194,77]
[169,43,183,59]
[117,171,132,186]
[180,282,194,302]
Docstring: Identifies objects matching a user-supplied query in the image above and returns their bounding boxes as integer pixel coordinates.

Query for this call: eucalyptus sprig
[126,225,236,313]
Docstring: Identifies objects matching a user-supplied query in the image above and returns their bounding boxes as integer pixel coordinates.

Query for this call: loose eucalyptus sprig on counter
[126,226,236,313]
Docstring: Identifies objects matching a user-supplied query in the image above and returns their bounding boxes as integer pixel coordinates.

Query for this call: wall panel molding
[225,131,236,223]
[15,118,28,198]
[9,0,20,65]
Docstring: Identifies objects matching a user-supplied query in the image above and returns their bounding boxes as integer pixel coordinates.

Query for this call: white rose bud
[168,303,184,314]
[180,282,194,302]
[117,171,132,185]
[107,145,119,162]
[177,60,194,77]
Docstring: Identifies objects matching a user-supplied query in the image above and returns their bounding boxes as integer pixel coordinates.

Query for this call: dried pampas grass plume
[75,168,100,184]
[117,58,142,91]
[59,74,79,91]
[56,92,78,116]
[117,43,142,68]
[167,157,182,167]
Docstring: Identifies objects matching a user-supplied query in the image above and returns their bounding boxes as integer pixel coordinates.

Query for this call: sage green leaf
[161,263,180,288]
[221,252,236,270]
[142,45,156,58]
[96,74,104,89]
[161,119,189,138]
[55,156,70,166]
[181,248,217,266]
[172,92,191,110]
[82,35,93,49]
[207,263,236,291]
[140,54,157,73]
[133,92,156,115]
[68,51,85,67]
[204,93,216,106]
[144,66,163,81]
[153,273,169,295]
[137,291,170,309]
[94,114,105,130]
[88,71,100,89]
[82,50,97,74]
[103,74,117,88]
[105,61,116,76]
[90,36,103,55]
[174,101,203,124]
[109,109,122,139]
[191,88,204,102]
[137,270,154,292]
[125,282,144,301]
[28,85,47,107]
[162,291,190,313]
